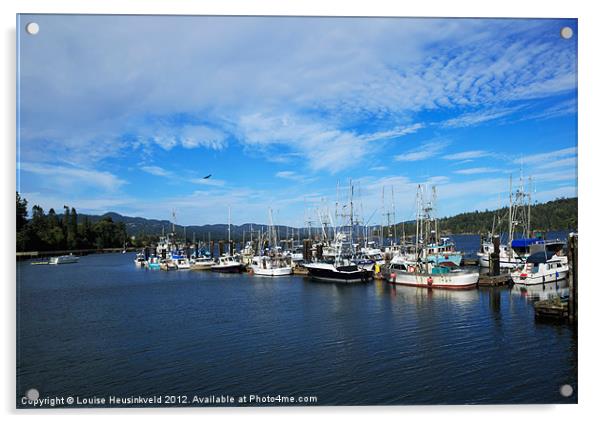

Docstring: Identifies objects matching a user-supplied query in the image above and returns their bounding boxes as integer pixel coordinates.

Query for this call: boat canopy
[526,251,554,264]
[511,238,539,248]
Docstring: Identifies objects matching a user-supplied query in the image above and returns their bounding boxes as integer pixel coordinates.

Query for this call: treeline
[16,193,128,252]
[393,197,577,236]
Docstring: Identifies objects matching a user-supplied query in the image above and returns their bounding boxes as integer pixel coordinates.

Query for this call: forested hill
[406,197,577,235]
[17,192,577,252]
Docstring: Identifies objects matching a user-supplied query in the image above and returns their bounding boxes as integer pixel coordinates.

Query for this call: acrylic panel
[16,14,578,408]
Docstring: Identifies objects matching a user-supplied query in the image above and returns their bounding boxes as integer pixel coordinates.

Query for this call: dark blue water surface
[17,252,577,407]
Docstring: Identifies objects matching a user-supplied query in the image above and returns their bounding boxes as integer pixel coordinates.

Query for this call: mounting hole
[560,27,573,40]
[560,384,573,397]
[26,22,39,35]
[26,388,40,401]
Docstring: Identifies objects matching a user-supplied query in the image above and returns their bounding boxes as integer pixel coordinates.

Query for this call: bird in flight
[203,174,212,179]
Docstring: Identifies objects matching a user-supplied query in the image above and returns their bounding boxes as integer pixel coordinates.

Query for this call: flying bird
[203,174,212,179]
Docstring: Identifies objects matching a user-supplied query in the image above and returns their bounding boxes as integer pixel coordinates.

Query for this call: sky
[16,15,578,226]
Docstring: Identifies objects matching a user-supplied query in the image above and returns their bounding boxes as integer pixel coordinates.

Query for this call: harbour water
[17,244,577,406]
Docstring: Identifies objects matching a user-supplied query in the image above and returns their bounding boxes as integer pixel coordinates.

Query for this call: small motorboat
[511,251,568,285]
[49,254,79,265]
[211,255,245,273]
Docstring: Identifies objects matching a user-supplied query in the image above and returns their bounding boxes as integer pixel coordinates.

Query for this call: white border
[2,1,600,422]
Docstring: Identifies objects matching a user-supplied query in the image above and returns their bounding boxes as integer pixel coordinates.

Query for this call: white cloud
[441,107,519,128]
[444,150,491,160]
[454,167,498,175]
[516,147,577,164]
[394,139,450,162]
[19,162,126,192]
[140,165,171,177]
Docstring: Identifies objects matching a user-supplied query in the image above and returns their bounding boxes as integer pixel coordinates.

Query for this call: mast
[508,175,513,244]
[391,186,397,245]
[228,206,231,252]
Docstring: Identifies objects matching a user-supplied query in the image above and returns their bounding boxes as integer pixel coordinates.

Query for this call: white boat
[134,252,146,267]
[211,255,245,273]
[250,255,293,276]
[511,251,568,286]
[190,257,215,270]
[49,254,79,265]
[172,256,191,270]
[388,261,479,289]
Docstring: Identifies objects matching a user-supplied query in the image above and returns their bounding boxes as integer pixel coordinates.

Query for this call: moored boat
[510,251,568,286]
[211,255,245,273]
[250,255,293,276]
[388,261,479,289]
[305,260,372,283]
[49,254,79,265]
[190,257,215,271]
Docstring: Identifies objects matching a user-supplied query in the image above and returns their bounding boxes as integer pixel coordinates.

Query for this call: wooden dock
[293,266,309,275]
[478,273,511,287]
[534,298,568,320]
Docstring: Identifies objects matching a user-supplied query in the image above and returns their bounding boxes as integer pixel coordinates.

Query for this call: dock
[534,298,568,320]
[478,273,511,287]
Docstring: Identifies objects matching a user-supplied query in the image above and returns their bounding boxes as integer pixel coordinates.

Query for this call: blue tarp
[511,238,540,248]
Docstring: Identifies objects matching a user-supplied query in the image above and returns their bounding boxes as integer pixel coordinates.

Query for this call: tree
[16,192,28,232]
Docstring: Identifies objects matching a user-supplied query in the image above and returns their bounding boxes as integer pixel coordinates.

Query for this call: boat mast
[508,175,514,244]
[228,206,231,253]
[391,186,397,246]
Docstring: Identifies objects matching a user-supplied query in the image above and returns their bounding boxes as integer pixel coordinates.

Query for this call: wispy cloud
[19,162,126,192]
[140,165,171,177]
[444,150,492,161]
[441,107,520,128]
[394,139,450,162]
[454,167,499,175]
[515,147,577,164]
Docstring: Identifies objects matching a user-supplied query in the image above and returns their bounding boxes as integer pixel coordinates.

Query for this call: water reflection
[511,279,569,302]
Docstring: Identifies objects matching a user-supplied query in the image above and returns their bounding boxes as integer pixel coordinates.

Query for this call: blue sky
[17,15,577,226]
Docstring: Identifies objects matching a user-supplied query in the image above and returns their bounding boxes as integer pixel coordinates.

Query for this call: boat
[510,251,568,286]
[424,237,463,266]
[211,255,245,273]
[388,259,479,289]
[159,259,177,271]
[171,254,191,270]
[147,256,161,270]
[387,184,478,289]
[49,254,79,265]
[190,256,215,270]
[305,260,372,283]
[250,255,293,276]
[134,252,146,267]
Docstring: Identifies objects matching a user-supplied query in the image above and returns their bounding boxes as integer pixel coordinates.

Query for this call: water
[17,252,577,406]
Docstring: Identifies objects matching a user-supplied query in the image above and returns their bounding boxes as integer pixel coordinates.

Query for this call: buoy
[427,276,433,285]
[389,273,396,283]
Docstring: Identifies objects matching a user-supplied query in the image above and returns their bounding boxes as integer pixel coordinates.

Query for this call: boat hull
[250,266,293,276]
[511,269,568,285]
[389,269,479,289]
[49,255,79,265]
[306,264,372,284]
[211,265,245,273]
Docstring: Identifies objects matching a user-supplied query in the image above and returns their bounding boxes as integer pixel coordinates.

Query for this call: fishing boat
[425,237,463,266]
[250,255,293,276]
[388,260,479,289]
[387,185,478,289]
[49,254,79,265]
[510,251,568,286]
[190,256,215,270]
[211,255,245,273]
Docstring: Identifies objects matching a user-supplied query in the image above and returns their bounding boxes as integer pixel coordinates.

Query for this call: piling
[229,241,234,255]
[316,244,323,260]
[210,240,215,258]
[303,239,311,261]
[568,233,578,324]
[489,235,500,276]
[218,241,224,257]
